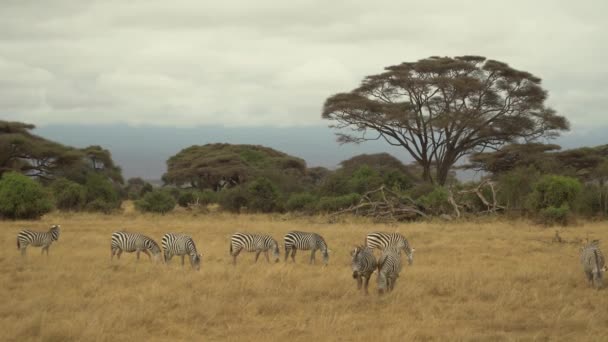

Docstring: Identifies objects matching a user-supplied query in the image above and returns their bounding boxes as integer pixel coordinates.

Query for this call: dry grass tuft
[1,212,608,341]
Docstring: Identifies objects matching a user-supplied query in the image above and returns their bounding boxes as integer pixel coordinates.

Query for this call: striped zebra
[580,240,608,289]
[111,231,162,262]
[376,247,402,295]
[162,233,202,271]
[366,232,415,265]
[284,231,330,266]
[351,245,377,294]
[17,224,61,256]
[230,232,280,265]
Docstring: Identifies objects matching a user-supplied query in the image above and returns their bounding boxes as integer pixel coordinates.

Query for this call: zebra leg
[284,247,290,262]
[136,250,141,260]
[363,275,370,295]
[586,271,594,285]
[255,251,262,263]
[20,247,26,257]
[142,249,151,260]
[231,248,241,266]
[117,250,123,259]
[310,249,316,265]
[264,251,270,263]
[181,255,185,266]
[356,274,362,290]
[291,248,297,263]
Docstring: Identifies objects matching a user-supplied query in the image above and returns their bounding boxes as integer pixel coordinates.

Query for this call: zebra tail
[230,243,233,254]
[17,237,20,249]
[352,271,358,279]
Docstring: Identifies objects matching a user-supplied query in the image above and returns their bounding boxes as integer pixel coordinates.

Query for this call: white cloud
[0,0,607,129]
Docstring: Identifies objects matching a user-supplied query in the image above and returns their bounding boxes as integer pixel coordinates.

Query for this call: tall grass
[1,211,607,341]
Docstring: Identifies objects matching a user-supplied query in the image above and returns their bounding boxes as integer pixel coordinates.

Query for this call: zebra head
[148,240,162,262]
[191,253,202,271]
[322,248,330,266]
[50,225,61,241]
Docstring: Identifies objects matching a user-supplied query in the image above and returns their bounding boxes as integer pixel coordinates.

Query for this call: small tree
[218,186,249,213]
[135,190,176,214]
[0,172,53,219]
[84,173,121,212]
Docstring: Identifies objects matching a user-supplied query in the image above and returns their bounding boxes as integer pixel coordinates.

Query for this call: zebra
[161,233,202,271]
[284,231,330,266]
[351,245,377,294]
[230,232,280,265]
[580,240,608,289]
[366,232,415,265]
[376,247,402,295]
[17,224,61,256]
[111,231,162,262]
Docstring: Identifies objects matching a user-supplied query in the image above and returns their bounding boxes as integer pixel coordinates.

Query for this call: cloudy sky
[2,0,608,178]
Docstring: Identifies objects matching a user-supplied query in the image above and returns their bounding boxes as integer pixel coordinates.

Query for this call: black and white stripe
[111,231,162,262]
[284,231,329,265]
[162,233,202,270]
[376,247,402,294]
[17,224,61,256]
[230,232,280,265]
[351,245,377,294]
[580,240,607,289]
[366,232,415,265]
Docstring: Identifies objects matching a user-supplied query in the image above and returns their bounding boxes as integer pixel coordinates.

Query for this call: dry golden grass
[1,209,608,341]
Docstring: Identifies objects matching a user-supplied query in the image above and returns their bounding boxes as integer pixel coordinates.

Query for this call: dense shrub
[218,186,250,213]
[286,192,318,213]
[417,186,451,215]
[538,205,571,226]
[317,193,361,212]
[497,166,541,210]
[527,175,582,210]
[50,178,86,211]
[84,173,121,212]
[247,178,281,213]
[0,172,53,219]
[135,190,176,214]
[347,166,384,194]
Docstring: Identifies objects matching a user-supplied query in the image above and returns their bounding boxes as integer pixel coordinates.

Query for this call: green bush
[135,190,176,214]
[286,192,318,213]
[0,172,53,219]
[247,178,281,213]
[218,186,250,213]
[347,166,383,194]
[497,166,541,210]
[84,173,121,212]
[417,186,451,215]
[50,178,86,211]
[527,175,582,210]
[539,205,571,226]
[317,193,361,212]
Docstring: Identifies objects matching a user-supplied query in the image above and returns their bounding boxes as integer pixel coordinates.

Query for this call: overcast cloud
[1,0,607,129]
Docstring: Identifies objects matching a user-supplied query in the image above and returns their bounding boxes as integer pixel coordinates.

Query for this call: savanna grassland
[1,207,608,341]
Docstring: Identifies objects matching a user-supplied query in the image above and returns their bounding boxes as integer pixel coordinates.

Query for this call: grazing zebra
[366,232,415,265]
[17,224,61,256]
[230,232,280,265]
[376,247,402,295]
[284,231,330,266]
[351,245,377,294]
[111,231,162,262]
[162,233,202,271]
[580,240,608,289]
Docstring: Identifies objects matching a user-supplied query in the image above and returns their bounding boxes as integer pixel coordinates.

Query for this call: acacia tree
[322,56,569,185]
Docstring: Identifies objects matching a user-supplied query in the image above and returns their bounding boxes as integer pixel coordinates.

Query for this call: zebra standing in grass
[17,224,61,256]
[111,231,162,262]
[162,233,202,271]
[580,240,607,289]
[351,245,377,294]
[284,231,330,266]
[366,232,415,265]
[376,247,402,295]
[230,232,280,265]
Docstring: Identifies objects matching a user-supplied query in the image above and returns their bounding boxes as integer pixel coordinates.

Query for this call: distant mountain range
[34,124,607,182]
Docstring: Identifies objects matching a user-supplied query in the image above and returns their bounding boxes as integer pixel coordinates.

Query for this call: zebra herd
[15,224,608,293]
